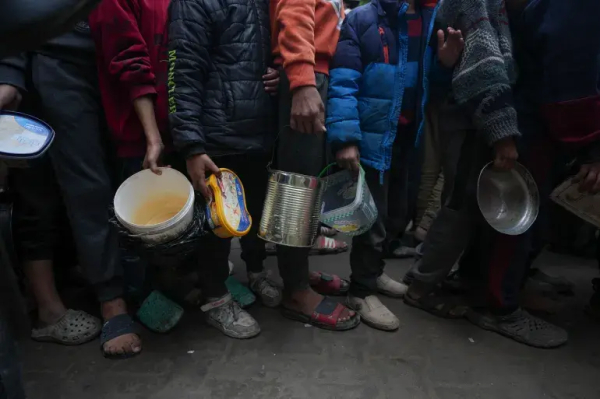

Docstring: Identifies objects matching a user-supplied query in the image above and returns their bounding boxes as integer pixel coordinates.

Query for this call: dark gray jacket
[168,0,276,159]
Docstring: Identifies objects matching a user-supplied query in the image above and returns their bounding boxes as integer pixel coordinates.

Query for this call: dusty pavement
[19,244,600,399]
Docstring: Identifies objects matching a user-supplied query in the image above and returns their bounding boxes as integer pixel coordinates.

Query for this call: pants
[12,54,123,303]
[415,99,444,234]
[274,70,329,292]
[195,153,270,299]
[410,101,556,310]
[349,131,413,298]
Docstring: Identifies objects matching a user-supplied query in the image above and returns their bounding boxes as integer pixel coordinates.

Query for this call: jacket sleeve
[88,0,156,101]
[167,0,211,158]
[450,3,520,146]
[275,0,317,90]
[0,54,28,92]
[326,16,362,152]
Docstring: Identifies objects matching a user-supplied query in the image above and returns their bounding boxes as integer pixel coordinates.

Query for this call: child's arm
[88,0,163,172]
[448,2,520,169]
[326,14,362,170]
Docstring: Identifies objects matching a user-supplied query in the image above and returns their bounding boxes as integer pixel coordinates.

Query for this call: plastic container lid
[0,111,54,159]
[206,169,252,237]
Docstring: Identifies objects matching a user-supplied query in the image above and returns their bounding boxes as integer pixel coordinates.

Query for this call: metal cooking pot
[477,162,540,235]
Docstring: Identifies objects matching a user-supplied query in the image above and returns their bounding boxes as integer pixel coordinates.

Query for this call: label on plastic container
[219,171,250,232]
[0,114,51,155]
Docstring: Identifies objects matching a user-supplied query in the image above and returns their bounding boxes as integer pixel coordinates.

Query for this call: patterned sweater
[437,0,519,145]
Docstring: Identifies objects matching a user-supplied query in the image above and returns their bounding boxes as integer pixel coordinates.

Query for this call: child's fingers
[436,29,445,50]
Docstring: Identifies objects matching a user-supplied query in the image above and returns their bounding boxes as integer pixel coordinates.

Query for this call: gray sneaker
[201,295,260,339]
[248,271,282,308]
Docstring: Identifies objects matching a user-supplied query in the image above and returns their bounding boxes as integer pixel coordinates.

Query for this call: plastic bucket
[258,169,325,247]
[114,168,195,244]
[320,165,378,236]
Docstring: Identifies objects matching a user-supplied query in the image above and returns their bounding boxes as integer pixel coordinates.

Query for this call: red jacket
[89,0,170,158]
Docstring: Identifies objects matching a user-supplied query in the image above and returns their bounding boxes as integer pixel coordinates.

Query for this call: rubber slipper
[31,309,101,345]
[100,314,141,359]
[319,225,338,237]
[404,291,468,319]
[466,307,568,349]
[225,276,256,308]
[309,271,349,296]
[281,297,360,331]
[309,236,348,256]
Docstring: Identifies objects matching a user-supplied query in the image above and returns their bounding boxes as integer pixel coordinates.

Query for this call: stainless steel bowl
[477,162,540,235]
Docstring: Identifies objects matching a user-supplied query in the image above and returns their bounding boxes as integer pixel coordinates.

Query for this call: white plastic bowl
[114,168,195,244]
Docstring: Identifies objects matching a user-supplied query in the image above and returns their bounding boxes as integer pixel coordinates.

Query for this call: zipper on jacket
[378,27,390,64]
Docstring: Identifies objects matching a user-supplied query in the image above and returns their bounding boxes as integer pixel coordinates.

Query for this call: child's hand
[574,162,600,194]
[437,27,464,68]
[143,140,165,175]
[263,68,280,96]
[492,137,518,171]
[336,145,360,172]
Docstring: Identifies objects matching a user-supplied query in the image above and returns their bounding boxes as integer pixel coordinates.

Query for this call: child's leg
[349,166,391,299]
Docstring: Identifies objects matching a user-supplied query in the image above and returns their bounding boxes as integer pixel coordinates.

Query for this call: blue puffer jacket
[326,0,441,172]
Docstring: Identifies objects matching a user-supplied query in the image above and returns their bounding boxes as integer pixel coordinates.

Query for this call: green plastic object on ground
[225,276,256,308]
[137,290,184,333]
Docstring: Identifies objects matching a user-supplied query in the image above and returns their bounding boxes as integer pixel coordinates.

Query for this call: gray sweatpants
[275,71,329,291]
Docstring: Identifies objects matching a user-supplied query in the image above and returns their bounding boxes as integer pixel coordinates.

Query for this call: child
[326,0,463,331]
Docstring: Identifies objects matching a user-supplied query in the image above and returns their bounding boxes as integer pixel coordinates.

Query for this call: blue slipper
[100,314,141,359]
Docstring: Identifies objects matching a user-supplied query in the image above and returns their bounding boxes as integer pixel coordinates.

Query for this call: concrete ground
[20,245,600,399]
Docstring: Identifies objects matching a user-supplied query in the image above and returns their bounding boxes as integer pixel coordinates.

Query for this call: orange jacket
[270,0,344,91]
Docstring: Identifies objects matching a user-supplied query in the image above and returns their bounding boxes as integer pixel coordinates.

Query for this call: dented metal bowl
[477,162,540,235]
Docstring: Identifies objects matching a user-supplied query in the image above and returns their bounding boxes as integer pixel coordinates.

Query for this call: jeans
[349,133,413,298]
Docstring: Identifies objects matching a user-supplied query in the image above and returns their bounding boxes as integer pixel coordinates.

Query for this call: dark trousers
[197,153,270,299]
[274,70,329,292]
[410,102,557,310]
[349,134,412,298]
[10,54,123,303]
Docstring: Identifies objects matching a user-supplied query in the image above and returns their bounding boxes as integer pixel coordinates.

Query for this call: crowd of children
[0,0,599,362]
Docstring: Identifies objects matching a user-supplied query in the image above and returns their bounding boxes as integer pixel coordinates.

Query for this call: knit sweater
[437,0,520,145]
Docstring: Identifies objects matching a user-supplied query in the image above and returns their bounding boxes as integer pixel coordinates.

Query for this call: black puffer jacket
[168,0,276,158]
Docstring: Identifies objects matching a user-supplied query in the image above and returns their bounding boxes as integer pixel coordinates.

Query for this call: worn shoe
[201,295,260,339]
[248,271,282,308]
[31,309,101,345]
[377,273,408,298]
[347,295,399,331]
[466,307,568,348]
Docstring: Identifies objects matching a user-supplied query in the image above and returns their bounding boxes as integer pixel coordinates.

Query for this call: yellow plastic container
[205,168,252,238]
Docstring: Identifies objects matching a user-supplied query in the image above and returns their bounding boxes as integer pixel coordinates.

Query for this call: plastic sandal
[100,314,140,359]
[225,276,256,308]
[31,309,101,345]
[309,271,349,296]
[309,236,348,255]
[281,297,360,331]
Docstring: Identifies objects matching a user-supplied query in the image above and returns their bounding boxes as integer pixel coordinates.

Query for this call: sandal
[319,225,338,237]
[281,297,360,331]
[264,236,348,256]
[404,290,468,319]
[466,307,568,348]
[309,236,348,255]
[309,271,349,296]
[100,314,141,359]
[31,309,101,345]
[225,276,256,308]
